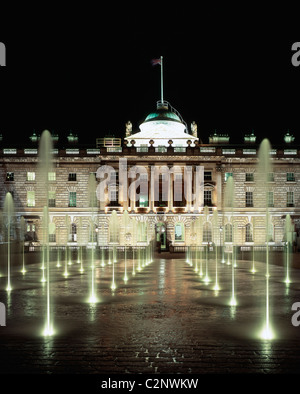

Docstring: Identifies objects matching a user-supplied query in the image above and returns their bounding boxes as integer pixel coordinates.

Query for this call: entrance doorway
[155,222,167,252]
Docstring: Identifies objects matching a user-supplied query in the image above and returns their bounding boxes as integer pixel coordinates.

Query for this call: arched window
[69,223,77,242]
[266,222,274,242]
[49,222,56,243]
[137,221,147,242]
[175,222,185,241]
[245,223,253,242]
[225,223,233,242]
[203,222,212,243]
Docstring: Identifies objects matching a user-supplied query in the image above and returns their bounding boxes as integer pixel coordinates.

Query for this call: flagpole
[160,56,163,103]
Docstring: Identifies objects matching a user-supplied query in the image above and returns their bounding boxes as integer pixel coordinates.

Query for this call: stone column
[168,168,173,212]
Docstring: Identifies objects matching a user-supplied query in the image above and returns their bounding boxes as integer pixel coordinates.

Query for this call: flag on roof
[151,58,161,66]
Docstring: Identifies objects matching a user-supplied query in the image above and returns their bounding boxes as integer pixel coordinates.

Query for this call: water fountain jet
[257,138,275,340]
[38,130,54,336]
[4,192,14,292]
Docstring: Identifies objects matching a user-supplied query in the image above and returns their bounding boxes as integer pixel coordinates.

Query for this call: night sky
[0,12,299,148]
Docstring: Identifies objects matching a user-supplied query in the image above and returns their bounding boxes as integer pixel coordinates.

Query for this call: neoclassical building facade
[0,101,299,252]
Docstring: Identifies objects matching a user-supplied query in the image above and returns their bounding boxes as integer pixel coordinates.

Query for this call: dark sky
[0,11,299,148]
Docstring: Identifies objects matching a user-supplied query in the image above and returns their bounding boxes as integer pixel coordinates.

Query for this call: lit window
[48,172,56,181]
[203,222,212,242]
[49,222,56,243]
[139,195,148,208]
[69,223,77,242]
[204,190,212,206]
[245,173,254,182]
[175,223,184,241]
[287,173,295,182]
[69,192,77,207]
[225,223,233,242]
[6,172,14,181]
[48,191,56,207]
[27,191,35,207]
[245,223,253,242]
[225,172,233,182]
[246,191,253,207]
[27,172,35,181]
[287,191,294,207]
[110,189,118,203]
[268,191,274,207]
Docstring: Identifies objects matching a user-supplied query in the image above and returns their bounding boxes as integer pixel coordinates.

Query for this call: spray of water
[38,130,54,336]
[4,192,14,291]
[257,138,274,340]
[224,176,237,306]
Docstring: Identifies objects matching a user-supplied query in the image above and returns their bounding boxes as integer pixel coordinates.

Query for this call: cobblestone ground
[1,249,300,378]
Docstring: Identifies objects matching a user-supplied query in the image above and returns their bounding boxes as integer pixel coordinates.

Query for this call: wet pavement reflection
[1,251,300,374]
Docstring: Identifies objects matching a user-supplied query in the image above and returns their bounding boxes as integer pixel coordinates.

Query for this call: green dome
[144,108,182,123]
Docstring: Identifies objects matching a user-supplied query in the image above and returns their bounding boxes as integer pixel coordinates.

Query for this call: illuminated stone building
[0,100,299,253]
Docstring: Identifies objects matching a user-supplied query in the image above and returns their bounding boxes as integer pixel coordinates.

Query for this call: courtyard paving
[0,248,300,384]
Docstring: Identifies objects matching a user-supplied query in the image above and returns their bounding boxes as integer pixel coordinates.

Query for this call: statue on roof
[125,121,132,137]
[191,121,197,138]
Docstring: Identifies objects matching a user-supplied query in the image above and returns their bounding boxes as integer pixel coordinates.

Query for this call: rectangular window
[246,191,253,207]
[48,191,56,207]
[268,191,274,207]
[287,191,294,207]
[49,234,56,242]
[27,191,35,207]
[245,224,253,242]
[204,171,212,181]
[225,172,233,182]
[137,145,148,152]
[225,224,233,243]
[175,223,184,241]
[48,172,56,181]
[6,172,14,181]
[69,191,77,207]
[110,170,119,182]
[204,190,212,206]
[203,223,212,243]
[109,188,119,206]
[68,173,77,182]
[245,173,254,182]
[287,172,295,182]
[156,146,167,153]
[27,172,35,181]
[138,194,148,208]
[268,172,274,182]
